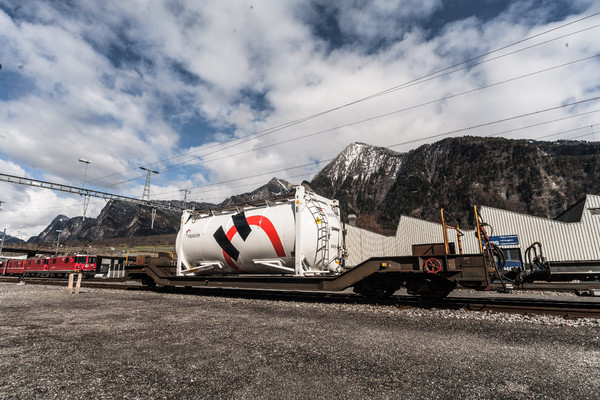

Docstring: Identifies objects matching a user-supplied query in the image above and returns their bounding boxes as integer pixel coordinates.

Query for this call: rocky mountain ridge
[24,136,600,242]
[311,137,600,230]
[0,233,24,244]
[310,142,403,213]
[27,178,294,243]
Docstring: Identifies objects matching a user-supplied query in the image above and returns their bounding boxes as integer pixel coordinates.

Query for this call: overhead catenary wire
[155,22,600,174]
[150,159,332,198]
[4,93,598,212]
[533,122,600,141]
[153,171,321,203]
[569,130,599,141]
[4,118,598,232]
[150,81,600,177]
[98,53,600,193]
[85,13,600,186]
[6,11,600,236]
[156,121,600,203]
[387,95,600,148]
[148,107,600,199]
[486,109,600,138]
[153,115,600,201]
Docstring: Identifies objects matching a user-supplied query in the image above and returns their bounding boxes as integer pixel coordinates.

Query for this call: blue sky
[1,0,599,238]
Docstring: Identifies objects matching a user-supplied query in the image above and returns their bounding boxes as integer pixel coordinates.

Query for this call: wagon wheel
[424,258,442,274]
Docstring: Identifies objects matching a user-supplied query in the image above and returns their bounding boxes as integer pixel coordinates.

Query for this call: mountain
[310,142,403,216]
[28,137,600,242]
[28,178,294,243]
[310,137,600,230]
[1,233,25,244]
[27,214,95,244]
[221,178,294,205]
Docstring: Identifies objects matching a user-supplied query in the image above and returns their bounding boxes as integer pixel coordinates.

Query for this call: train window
[89,257,96,264]
[52,259,57,264]
[76,256,87,263]
[36,260,40,264]
[44,259,49,264]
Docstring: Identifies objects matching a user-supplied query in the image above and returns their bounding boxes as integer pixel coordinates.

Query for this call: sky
[1,0,600,239]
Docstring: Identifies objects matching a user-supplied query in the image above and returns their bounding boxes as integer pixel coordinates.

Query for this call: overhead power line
[533,122,600,141]
[387,95,600,148]
[150,104,600,200]
[155,22,600,176]
[140,60,600,175]
[86,12,600,186]
[150,159,332,198]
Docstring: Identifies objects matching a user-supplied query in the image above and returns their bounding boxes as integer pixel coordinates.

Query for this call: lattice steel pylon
[139,167,159,200]
[139,167,160,229]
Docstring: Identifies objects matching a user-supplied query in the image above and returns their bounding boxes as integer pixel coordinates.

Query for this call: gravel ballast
[1,283,599,399]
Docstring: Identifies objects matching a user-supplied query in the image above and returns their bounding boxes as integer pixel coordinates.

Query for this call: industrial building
[345,194,600,277]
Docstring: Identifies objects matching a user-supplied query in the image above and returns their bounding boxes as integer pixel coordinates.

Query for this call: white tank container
[176,186,344,276]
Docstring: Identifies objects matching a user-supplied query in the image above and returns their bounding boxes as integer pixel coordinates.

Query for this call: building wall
[344,194,600,266]
[479,194,600,262]
[344,225,396,266]
[344,216,480,267]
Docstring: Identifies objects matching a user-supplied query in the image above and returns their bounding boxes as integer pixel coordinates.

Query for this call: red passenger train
[1,255,97,277]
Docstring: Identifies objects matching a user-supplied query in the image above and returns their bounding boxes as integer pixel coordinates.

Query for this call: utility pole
[79,158,91,220]
[140,167,160,229]
[0,228,5,258]
[55,230,62,255]
[0,202,4,257]
[180,189,191,209]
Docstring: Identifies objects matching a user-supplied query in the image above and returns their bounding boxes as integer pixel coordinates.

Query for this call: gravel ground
[1,283,599,400]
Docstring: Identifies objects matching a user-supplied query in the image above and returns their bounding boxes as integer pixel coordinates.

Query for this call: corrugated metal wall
[395,216,480,255]
[343,194,600,266]
[345,225,396,266]
[479,194,600,261]
[344,216,480,266]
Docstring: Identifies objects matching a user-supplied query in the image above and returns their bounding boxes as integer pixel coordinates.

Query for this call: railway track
[491,281,600,292]
[1,276,598,318]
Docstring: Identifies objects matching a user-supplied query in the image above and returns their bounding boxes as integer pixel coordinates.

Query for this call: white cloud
[0,0,599,238]
[335,0,443,43]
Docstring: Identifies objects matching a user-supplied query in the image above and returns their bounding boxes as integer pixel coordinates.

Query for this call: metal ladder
[305,191,329,269]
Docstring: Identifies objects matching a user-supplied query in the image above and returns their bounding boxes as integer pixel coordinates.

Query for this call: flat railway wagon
[126,186,496,298]
[1,255,97,278]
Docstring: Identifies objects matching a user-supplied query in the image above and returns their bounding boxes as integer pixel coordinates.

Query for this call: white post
[55,230,62,254]
[294,186,305,276]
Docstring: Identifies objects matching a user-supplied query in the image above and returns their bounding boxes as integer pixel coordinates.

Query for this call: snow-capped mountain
[26,136,600,241]
[311,142,404,217]
[310,137,600,230]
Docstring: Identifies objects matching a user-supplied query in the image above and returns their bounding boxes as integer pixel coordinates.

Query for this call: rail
[2,277,597,318]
